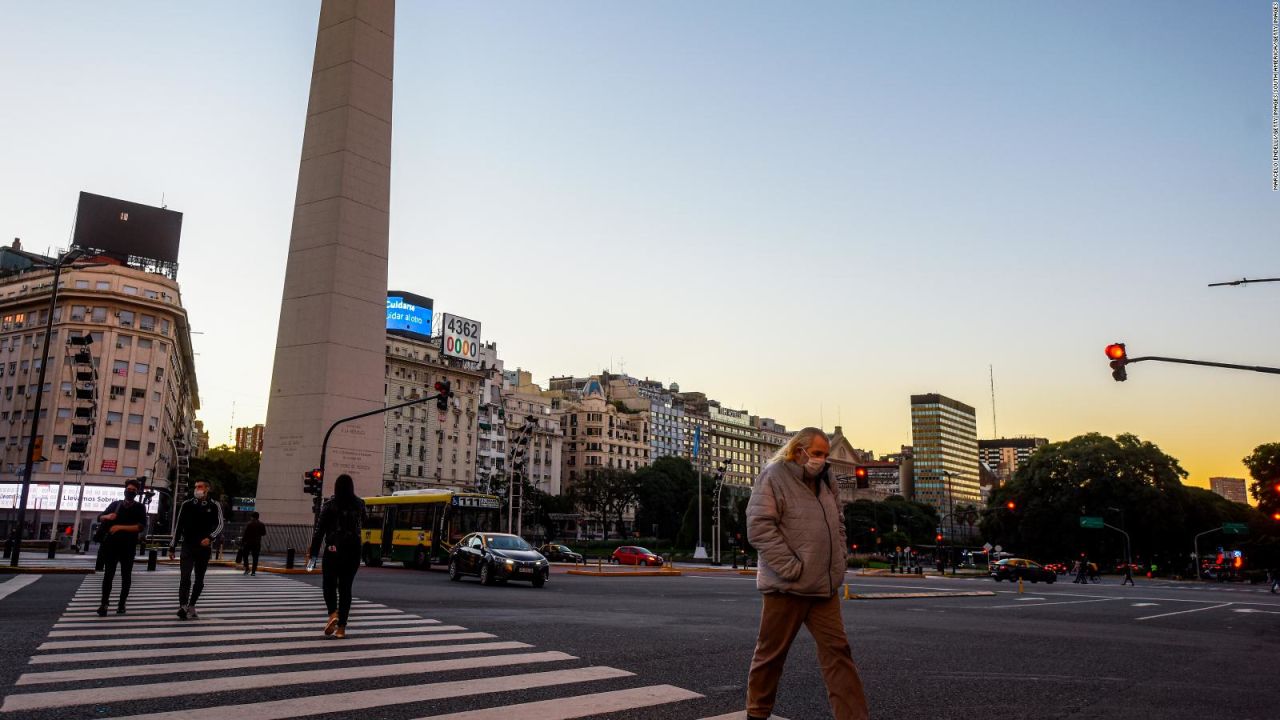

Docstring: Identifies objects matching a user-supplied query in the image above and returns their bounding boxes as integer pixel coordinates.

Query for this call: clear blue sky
[1,1,1277,487]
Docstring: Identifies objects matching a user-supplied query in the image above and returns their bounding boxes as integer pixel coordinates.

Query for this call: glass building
[910,393,980,539]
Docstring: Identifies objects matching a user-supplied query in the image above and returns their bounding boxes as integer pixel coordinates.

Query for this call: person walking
[169,479,224,620]
[1073,555,1089,584]
[1121,562,1135,586]
[1270,568,1278,594]
[96,480,147,616]
[307,474,365,639]
[744,427,869,720]
[241,512,267,576]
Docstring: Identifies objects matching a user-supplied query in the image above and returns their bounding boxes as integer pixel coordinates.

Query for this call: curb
[566,569,682,577]
[0,566,95,575]
[844,590,996,600]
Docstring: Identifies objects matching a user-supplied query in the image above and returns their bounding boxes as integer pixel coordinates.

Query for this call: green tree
[634,457,697,541]
[567,469,640,539]
[1244,443,1280,517]
[187,445,260,501]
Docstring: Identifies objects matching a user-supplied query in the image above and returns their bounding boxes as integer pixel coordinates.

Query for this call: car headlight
[504,559,514,566]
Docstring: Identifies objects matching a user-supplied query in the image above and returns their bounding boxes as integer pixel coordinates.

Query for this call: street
[1,566,1276,719]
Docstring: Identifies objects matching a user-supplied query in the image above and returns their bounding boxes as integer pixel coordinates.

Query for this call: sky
[1,1,1277,492]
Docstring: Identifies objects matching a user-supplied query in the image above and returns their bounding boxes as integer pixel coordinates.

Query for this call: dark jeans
[242,545,261,573]
[322,547,361,627]
[179,544,211,607]
[100,540,137,609]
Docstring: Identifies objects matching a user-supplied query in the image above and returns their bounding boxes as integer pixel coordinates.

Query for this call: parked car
[990,558,1057,583]
[448,532,550,587]
[537,543,584,563]
[610,546,664,566]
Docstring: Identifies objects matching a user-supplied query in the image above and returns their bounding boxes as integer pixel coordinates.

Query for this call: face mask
[124,490,137,501]
[798,450,825,475]
[194,489,207,500]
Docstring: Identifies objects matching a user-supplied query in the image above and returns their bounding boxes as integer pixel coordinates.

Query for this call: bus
[362,490,502,569]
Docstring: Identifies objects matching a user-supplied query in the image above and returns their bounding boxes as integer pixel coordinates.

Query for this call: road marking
[0,576,39,601]
[100,666,629,720]
[1014,597,1046,601]
[986,598,1117,610]
[56,607,401,623]
[410,684,704,719]
[38,621,457,651]
[32,626,477,663]
[1,650,574,712]
[1232,608,1280,615]
[1132,603,1159,607]
[54,611,423,629]
[20,635,508,683]
[49,611,407,636]
[699,713,789,719]
[65,599,366,611]
[1135,603,1233,621]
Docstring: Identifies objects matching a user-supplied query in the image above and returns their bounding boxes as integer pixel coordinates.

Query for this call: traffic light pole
[1125,355,1280,375]
[317,392,445,502]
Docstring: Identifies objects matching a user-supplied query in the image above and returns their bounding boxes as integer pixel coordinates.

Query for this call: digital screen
[387,291,434,339]
[0,483,159,515]
[72,191,182,264]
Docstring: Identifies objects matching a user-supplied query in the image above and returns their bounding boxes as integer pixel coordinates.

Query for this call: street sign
[982,542,993,552]
[994,545,1002,552]
[1222,522,1248,535]
[1079,516,1104,529]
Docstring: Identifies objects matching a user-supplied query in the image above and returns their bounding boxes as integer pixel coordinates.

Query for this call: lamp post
[10,248,86,567]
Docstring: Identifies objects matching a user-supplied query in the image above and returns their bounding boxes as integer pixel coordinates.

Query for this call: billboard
[387,291,434,339]
[440,313,481,360]
[72,191,182,264]
[0,483,159,515]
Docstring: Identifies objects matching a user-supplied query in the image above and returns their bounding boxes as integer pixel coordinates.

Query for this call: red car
[610,546,664,566]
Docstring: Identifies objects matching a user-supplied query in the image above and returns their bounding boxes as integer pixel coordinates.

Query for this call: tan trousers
[746,592,869,720]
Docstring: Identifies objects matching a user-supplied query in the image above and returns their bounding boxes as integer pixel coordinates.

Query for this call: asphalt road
[0,565,1276,719]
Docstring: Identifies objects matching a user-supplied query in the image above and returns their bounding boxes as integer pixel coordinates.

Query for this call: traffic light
[1105,343,1128,382]
[1273,512,1280,521]
[434,379,452,412]
[1006,500,1017,511]
[302,468,323,496]
[935,533,944,542]
[854,466,868,489]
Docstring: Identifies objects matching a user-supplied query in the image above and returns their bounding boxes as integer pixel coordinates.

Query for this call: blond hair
[769,427,828,465]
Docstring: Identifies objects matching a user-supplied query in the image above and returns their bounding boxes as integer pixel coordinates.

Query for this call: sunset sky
[1,2,1276,491]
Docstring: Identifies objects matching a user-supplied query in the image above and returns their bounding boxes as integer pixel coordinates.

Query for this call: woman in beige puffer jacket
[743,427,869,720]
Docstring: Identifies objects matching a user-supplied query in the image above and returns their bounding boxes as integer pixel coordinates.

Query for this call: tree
[568,469,640,539]
[635,457,697,541]
[1244,443,1280,517]
[187,446,260,501]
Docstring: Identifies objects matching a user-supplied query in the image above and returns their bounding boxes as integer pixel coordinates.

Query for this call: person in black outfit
[168,479,224,620]
[241,512,267,576]
[96,480,148,616]
[307,474,365,639]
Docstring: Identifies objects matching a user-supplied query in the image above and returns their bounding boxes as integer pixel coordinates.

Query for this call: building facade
[555,377,650,491]
[1209,476,1248,504]
[501,370,563,496]
[235,424,265,454]
[383,333,485,493]
[0,245,199,541]
[910,393,981,537]
[978,437,1048,487]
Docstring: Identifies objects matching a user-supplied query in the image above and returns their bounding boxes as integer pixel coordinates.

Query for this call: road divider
[841,584,996,601]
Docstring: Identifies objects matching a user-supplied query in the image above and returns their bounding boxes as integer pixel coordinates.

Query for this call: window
[134,362,149,374]
[117,335,132,348]
[126,440,140,450]
[112,360,128,377]
[146,442,155,455]
[92,307,107,323]
[138,338,152,349]
[122,285,138,296]
[160,319,170,335]
[74,280,89,289]
[106,411,122,424]
[95,281,110,290]
[104,438,120,448]
[70,305,86,320]
[140,315,155,331]
[128,414,143,425]
[57,408,71,419]
[118,310,135,327]
[123,467,137,477]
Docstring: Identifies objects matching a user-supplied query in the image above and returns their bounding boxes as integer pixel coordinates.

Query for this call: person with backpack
[96,480,148,616]
[307,474,366,639]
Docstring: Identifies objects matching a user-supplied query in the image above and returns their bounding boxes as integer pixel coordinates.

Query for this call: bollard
[1018,577,1024,594]
[842,583,853,600]
[286,548,296,570]
[48,540,57,559]
[147,549,158,572]
[597,556,602,572]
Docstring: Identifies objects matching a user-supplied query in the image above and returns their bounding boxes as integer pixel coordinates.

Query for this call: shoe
[324,612,339,636]
[177,607,187,620]
[116,607,126,615]
[186,606,200,620]
[243,569,249,575]
[334,626,346,639]
[251,572,256,576]
[96,606,107,617]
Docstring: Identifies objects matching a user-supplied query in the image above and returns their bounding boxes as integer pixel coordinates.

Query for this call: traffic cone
[1018,578,1024,594]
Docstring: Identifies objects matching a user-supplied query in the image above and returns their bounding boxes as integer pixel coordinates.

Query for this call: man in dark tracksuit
[169,479,224,620]
[241,512,266,576]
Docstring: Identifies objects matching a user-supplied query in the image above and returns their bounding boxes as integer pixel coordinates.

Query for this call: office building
[235,424,265,454]
[910,393,981,537]
[1209,477,1248,505]
[978,437,1048,486]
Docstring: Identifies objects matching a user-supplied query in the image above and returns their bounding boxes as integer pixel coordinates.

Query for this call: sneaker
[250,571,256,576]
[177,606,187,620]
[186,606,200,620]
[116,607,126,615]
[96,606,107,617]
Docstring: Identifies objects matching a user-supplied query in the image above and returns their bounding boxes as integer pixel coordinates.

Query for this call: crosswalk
[0,569,775,719]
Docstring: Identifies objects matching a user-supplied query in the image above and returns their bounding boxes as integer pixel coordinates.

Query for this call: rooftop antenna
[989,364,998,438]
[161,192,167,209]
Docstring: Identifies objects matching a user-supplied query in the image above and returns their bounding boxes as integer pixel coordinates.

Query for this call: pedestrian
[307,473,365,639]
[1121,562,1135,586]
[744,427,869,720]
[95,480,148,616]
[241,512,267,576]
[169,479,225,620]
[1270,569,1278,594]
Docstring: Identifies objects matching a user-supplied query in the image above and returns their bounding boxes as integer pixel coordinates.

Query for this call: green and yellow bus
[362,490,502,569]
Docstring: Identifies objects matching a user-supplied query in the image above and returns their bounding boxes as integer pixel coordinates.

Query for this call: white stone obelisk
[257,0,394,528]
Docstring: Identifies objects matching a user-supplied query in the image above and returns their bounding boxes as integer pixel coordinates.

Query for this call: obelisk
[257,0,394,528]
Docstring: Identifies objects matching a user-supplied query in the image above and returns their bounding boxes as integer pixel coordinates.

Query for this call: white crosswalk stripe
[0,569,711,718]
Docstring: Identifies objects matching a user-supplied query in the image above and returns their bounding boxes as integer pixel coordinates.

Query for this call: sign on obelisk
[257,0,394,527]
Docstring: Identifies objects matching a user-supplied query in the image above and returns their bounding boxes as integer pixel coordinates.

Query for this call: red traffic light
[1273,512,1280,521]
[1006,500,1017,510]
[869,527,877,533]
[935,533,943,542]
[854,467,868,480]
[1105,343,1127,361]
[308,469,322,481]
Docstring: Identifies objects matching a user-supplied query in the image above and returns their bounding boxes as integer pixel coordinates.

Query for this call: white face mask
[798,450,826,475]
[194,489,208,500]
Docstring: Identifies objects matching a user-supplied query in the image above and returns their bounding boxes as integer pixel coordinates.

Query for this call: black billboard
[72,191,182,264]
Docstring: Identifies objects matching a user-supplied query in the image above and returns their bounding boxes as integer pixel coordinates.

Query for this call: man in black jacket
[96,480,148,616]
[241,512,267,576]
[169,479,224,620]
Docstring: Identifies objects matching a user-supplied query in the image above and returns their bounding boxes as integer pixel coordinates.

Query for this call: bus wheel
[414,546,429,571]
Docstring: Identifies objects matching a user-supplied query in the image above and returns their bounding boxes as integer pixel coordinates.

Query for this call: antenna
[989,364,998,438]
[161,192,166,209]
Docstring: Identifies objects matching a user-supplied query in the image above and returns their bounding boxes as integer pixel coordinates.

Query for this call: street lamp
[9,248,92,567]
